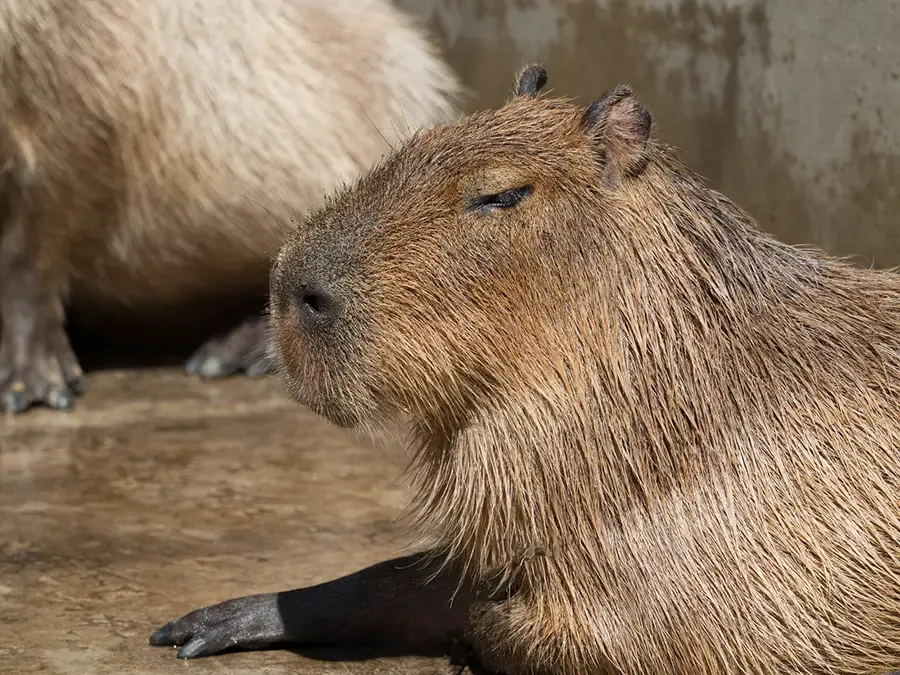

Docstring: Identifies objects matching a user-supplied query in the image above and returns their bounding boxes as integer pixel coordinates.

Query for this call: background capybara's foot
[0,325,84,414]
[185,315,271,379]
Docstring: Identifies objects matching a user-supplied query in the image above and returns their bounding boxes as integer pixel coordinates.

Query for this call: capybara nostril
[297,282,337,327]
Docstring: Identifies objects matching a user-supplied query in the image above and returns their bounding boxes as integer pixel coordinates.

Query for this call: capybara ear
[580,84,652,184]
[515,65,548,98]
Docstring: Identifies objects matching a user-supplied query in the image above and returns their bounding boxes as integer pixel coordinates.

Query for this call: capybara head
[269,65,667,432]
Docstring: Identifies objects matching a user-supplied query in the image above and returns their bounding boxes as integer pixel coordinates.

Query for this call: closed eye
[467,185,533,211]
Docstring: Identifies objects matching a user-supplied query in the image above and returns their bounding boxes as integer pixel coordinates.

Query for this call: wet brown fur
[0,0,461,410]
[269,66,900,674]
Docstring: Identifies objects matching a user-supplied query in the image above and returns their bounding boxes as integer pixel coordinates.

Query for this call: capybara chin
[152,67,900,675]
[0,0,461,414]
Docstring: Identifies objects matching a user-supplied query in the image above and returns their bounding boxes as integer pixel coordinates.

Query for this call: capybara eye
[468,185,534,212]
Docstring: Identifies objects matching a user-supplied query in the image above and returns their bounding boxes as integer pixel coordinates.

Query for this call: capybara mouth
[267,307,363,430]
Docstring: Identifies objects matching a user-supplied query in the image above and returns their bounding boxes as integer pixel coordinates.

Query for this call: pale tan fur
[0,0,461,313]
[270,67,900,675]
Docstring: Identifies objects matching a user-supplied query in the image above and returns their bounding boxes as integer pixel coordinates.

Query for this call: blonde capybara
[151,67,900,675]
[0,0,460,413]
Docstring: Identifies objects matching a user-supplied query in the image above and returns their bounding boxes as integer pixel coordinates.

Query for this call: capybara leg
[465,598,566,675]
[150,553,471,660]
[465,602,521,675]
[185,314,271,379]
[0,190,83,414]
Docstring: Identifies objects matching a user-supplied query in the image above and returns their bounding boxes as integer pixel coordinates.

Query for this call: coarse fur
[268,65,900,674]
[0,0,461,412]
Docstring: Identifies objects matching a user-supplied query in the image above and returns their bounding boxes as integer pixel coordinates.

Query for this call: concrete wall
[398,0,900,266]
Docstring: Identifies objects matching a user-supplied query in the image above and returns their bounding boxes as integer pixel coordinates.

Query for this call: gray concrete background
[398,0,900,266]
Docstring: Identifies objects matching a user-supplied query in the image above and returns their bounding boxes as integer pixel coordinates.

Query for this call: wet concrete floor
[0,369,455,674]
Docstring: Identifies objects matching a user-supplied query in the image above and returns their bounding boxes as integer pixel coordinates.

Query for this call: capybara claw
[0,339,83,415]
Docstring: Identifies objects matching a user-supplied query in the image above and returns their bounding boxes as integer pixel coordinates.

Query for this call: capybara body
[0,0,460,412]
[152,68,899,674]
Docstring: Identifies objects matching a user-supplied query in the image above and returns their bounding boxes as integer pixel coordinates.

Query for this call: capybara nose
[296,280,338,329]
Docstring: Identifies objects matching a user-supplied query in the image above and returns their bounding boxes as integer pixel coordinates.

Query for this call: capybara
[150,66,900,675]
[0,0,460,413]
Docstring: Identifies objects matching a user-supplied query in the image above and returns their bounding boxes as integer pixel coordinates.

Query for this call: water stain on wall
[400,0,900,266]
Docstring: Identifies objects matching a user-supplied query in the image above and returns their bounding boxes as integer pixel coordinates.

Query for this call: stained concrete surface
[399,0,900,265]
[0,369,455,675]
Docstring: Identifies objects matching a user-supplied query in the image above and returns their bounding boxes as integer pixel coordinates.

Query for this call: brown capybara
[0,0,461,414]
[150,66,900,675]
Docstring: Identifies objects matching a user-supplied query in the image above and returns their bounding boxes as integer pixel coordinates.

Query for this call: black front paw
[150,594,284,659]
